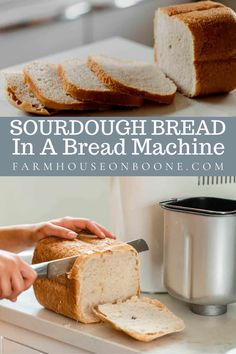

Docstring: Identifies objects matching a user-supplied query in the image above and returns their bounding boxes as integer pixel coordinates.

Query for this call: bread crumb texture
[94,296,185,342]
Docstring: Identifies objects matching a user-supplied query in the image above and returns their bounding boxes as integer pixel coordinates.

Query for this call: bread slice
[58,59,143,107]
[93,296,185,342]
[23,61,109,111]
[154,1,236,97]
[32,236,140,323]
[87,55,177,104]
[4,71,56,116]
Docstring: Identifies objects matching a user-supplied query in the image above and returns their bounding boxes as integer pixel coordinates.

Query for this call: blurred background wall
[0,176,112,228]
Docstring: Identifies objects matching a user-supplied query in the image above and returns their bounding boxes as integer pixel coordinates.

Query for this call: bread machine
[110,177,236,293]
[160,197,236,316]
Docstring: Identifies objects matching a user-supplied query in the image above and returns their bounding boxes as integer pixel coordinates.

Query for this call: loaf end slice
[58,59,143,107]
[93,296,185,342]
[23,61,109,111]
[4,71,56,115]
[87,55,177,104]
[33,236,140,323]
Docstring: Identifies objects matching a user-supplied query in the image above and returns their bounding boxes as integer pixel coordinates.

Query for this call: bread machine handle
[31,262,48,278]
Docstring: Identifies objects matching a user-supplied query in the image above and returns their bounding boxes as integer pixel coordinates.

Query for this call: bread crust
[5,87,55,116]
[194,59,236,97]
[160,1,224,17]
[57,63,144,107]
[23,67,108,111]
[176,7,236,62]
[33,236,140,324]
[154,1,236,97]
[93,296,185,342]
[33,273,83,321]
[87,57,176,105]
[155,1,236,62]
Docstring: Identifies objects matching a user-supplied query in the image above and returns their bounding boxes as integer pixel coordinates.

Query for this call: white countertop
[0,288,236,354]
[0,37,235,117]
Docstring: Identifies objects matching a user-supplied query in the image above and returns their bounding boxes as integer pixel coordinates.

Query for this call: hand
[0,218,116,254]
[33,217,116,242]
[0,250,37,302]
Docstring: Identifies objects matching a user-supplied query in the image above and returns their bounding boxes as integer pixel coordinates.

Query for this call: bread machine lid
[159,197,236,216]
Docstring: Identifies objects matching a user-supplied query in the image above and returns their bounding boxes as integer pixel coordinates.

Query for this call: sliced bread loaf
[32,236,140,323]
[23,61,109,111]
[4,71,56,116]
[58,59,143,107]
[93,296,185,342]
[87,55,177,104]
[154,1,236,97]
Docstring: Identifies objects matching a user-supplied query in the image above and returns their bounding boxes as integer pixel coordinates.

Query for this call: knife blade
[31,238,149,279]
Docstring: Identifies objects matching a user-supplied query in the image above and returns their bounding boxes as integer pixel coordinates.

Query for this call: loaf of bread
[32,236,140,323]
[58,59,143,107]
[154,1,236,97]
[93,296,185,342]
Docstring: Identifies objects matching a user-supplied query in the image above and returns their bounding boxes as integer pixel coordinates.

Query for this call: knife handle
[31,262,48,278]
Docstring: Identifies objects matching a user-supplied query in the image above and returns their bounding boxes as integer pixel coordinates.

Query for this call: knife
[31,238,149,279]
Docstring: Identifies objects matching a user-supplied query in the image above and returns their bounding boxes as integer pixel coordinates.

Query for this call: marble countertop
[0,288,236,354]
[0,37,235,118]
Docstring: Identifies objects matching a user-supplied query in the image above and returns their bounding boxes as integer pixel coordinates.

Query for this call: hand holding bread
[0,218,114,303]
[32,217,116,241]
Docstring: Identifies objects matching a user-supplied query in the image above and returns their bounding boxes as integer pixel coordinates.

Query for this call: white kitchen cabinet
[0,321,93,354]
[1,337,45,354]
